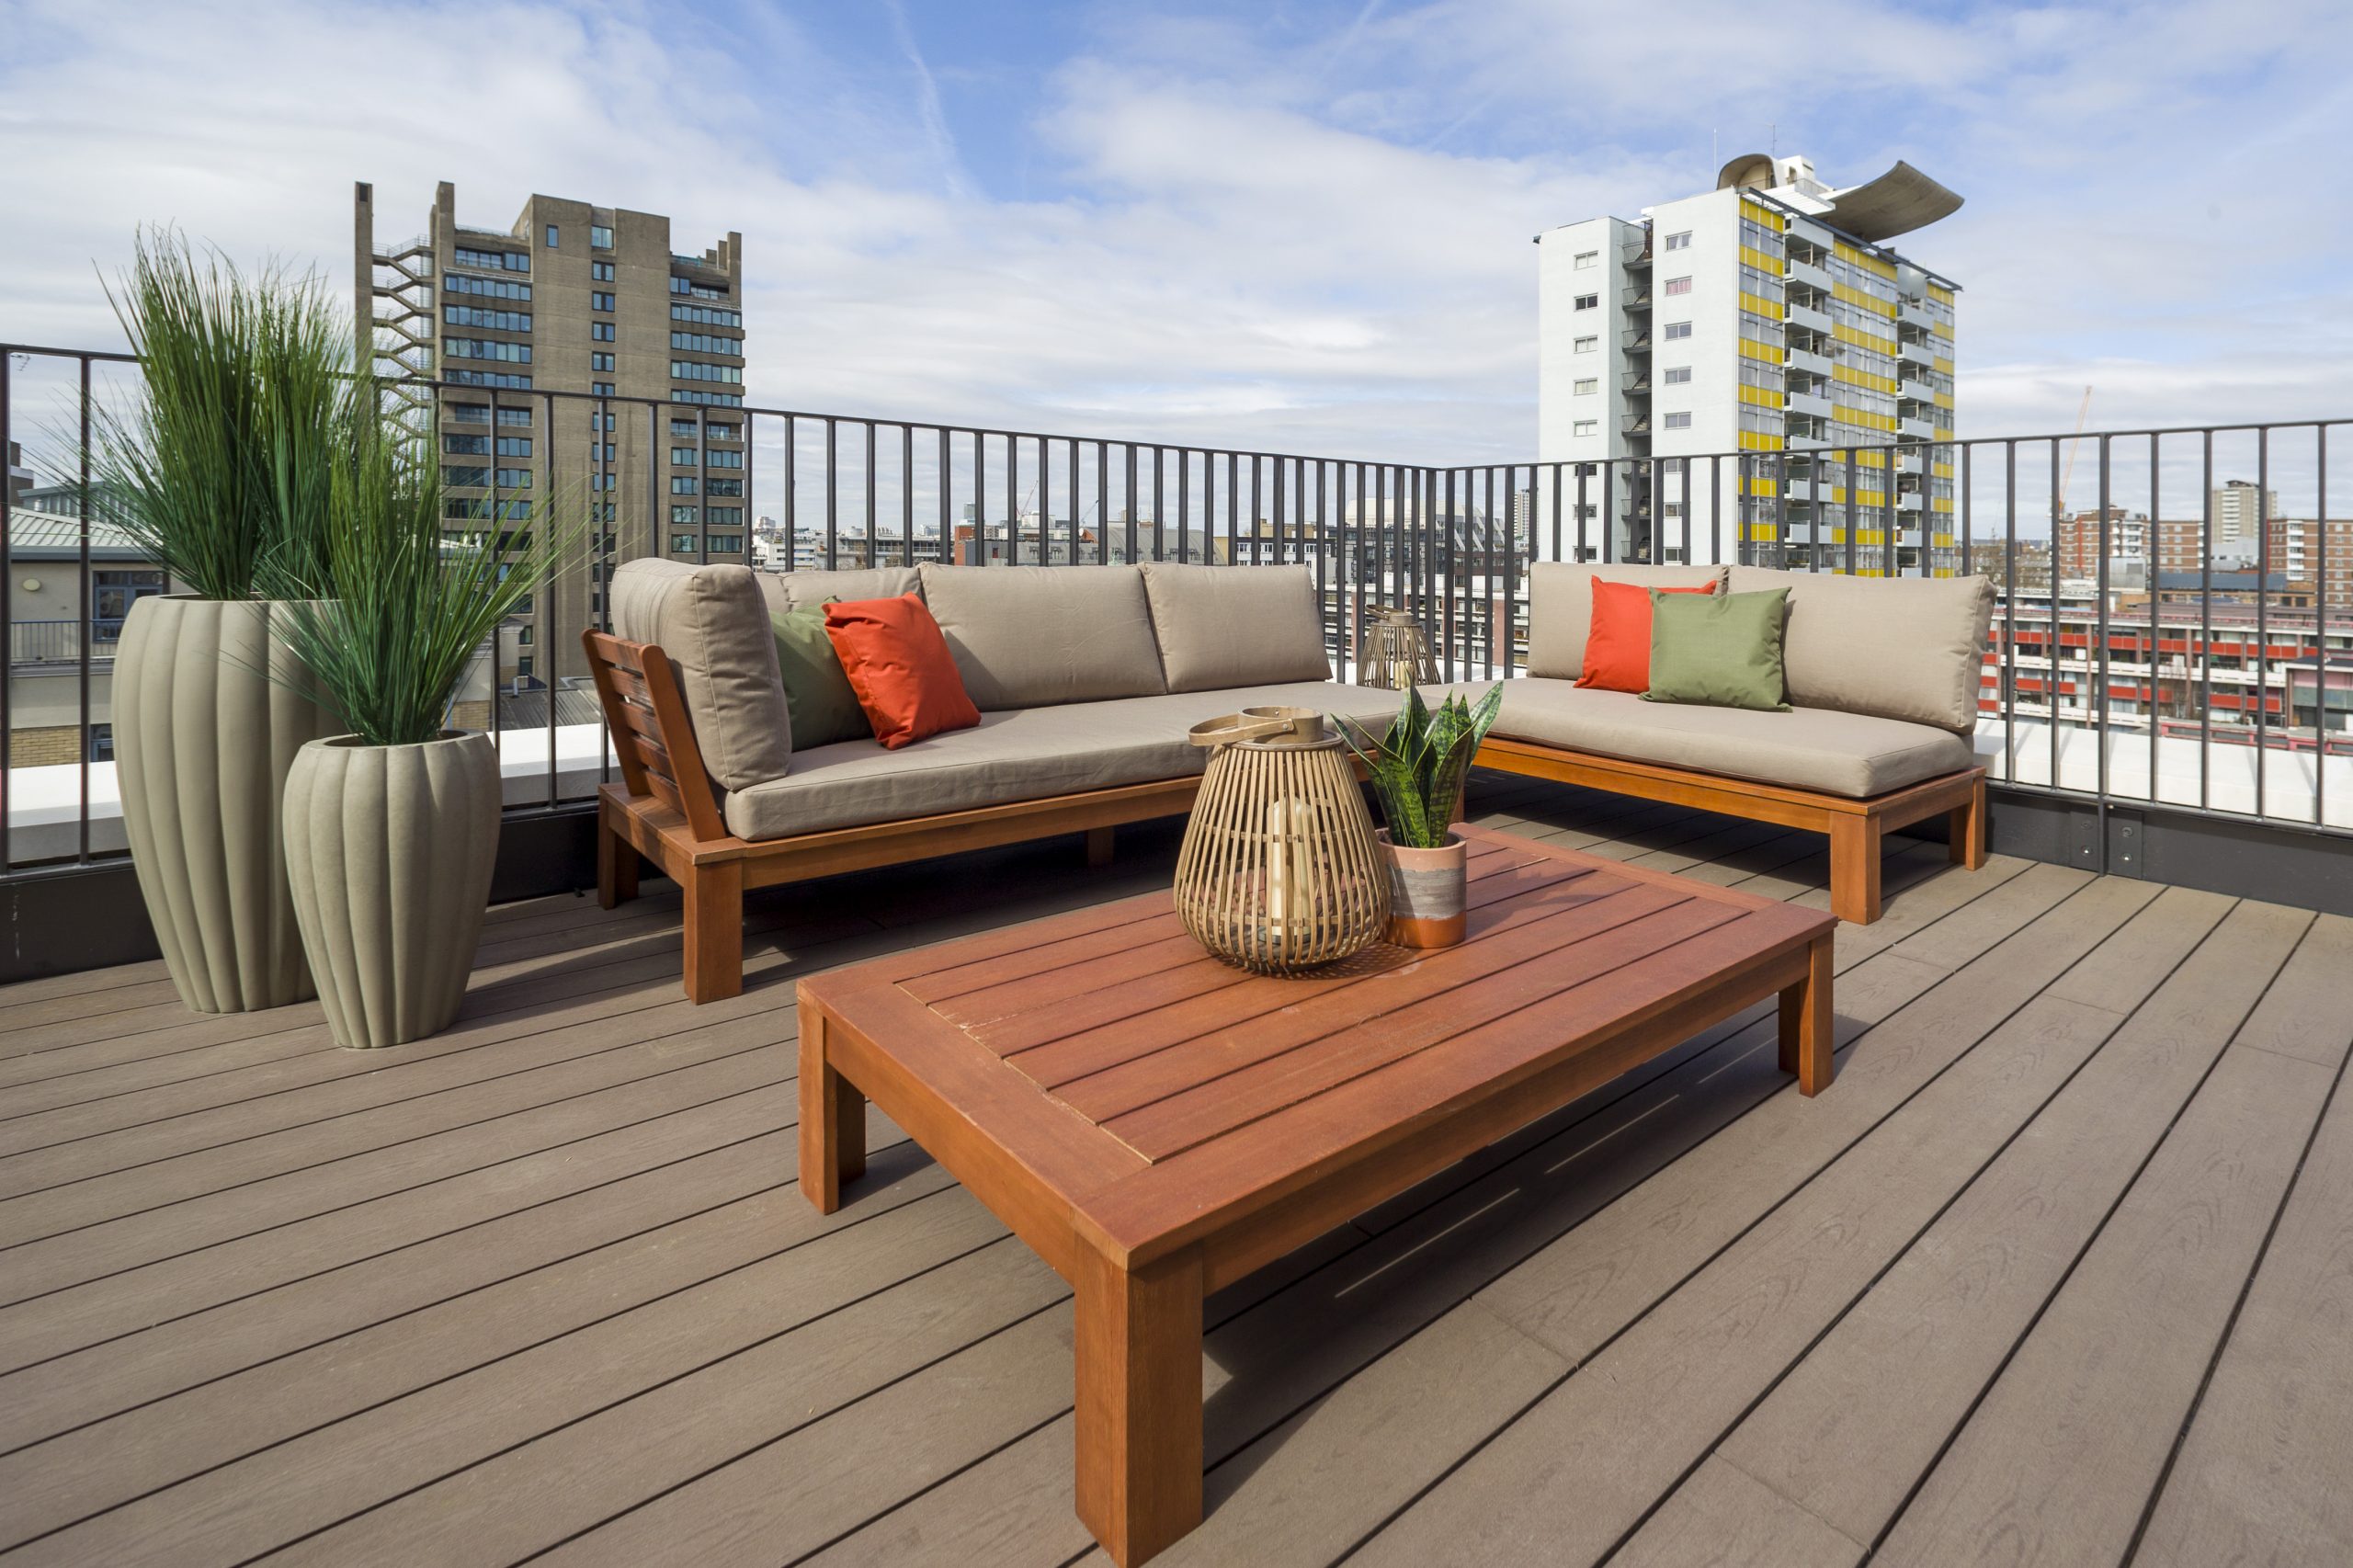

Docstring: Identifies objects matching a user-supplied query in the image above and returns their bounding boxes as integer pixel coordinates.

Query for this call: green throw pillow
[770,600,873,749]
[1643,586,1791,712]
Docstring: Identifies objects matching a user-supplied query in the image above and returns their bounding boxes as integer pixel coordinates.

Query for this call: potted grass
[91,231,344,1014]
[264,392,586,1050]
[1336,685,1504,949]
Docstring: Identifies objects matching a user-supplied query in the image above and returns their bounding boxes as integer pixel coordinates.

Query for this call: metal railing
[3,338,2347,879]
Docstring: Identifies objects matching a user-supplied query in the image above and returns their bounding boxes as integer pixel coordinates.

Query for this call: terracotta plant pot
[1377,830,1468,949]
[113,594,337,1014]
[282,731,500,1050]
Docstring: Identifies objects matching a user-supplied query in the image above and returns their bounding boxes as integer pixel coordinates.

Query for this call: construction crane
[2054,385,2094,517]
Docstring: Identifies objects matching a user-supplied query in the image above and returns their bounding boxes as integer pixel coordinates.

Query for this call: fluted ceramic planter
[114,595,336,1014]
[1376,830,1468,949]
[282,732,501,1050]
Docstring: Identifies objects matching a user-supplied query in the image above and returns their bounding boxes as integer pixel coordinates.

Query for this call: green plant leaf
[1336,683,1505,849]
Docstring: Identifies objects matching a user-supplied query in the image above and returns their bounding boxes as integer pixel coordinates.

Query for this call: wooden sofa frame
[1472,735,1987,926]
[585,628,1989,1003]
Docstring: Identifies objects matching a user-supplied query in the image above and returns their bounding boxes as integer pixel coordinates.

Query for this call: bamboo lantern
[1358,608,1438,689]
[1176,707,1390,974]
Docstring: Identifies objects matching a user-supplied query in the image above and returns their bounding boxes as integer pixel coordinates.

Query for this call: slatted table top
[799,824,1835,1272]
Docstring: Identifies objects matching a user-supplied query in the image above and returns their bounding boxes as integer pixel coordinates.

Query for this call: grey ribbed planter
[114,595,335,1014]
[282,732,501,1051]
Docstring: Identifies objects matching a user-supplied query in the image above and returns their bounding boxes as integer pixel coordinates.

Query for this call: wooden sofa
[588,558,1992,1003]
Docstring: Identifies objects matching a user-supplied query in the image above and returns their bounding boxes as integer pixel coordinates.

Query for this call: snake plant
[1335,684,1505,849]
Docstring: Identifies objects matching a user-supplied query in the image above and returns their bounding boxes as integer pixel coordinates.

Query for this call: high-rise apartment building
[1538,153,1962,574]
[2210,480,2279,562]
[353,181,745,690]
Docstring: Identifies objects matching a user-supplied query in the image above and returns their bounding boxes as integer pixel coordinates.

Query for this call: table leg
[1778,933,1836,1096]
[1074,1244,1203,1567]
[798,998,865,1213]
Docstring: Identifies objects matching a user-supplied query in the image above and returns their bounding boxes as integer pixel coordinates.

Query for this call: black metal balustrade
[3,340,2347,882]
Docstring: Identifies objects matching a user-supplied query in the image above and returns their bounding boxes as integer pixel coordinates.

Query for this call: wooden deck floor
[1,774,2347,1568]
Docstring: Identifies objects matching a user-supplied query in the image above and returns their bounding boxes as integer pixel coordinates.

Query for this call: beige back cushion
[915,564,1167,710]
[1728,565,1995,734]
[1525,562,1727,679]
[609,558,793,790]
[754,566,923,618]
[1139,563,1332,693]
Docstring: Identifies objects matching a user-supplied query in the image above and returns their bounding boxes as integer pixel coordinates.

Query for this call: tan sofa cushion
[610,559,791,791]
[915,564,1166,710]
[1728,566,1995,734]
[722,682,1401,840]
[753,566,923,618]
[1526,562,1727,680]
[1458,677,1975,799]
[1140,564,1332,692]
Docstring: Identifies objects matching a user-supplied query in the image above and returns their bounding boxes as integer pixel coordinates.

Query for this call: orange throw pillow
[1576,578,1716,693]
[823,594,982,749]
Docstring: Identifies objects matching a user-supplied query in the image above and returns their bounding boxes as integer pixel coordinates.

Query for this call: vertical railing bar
[2004,439,2017,784]
[75,355,93,863]
[1065,437,1078,568]
[2096,434,2111,814]
[863,421,877,570]
[904,424,916,567]
[937,426,949,557]
[1126,445,1139,564]
[546,388,563,801]
[824,415,838,570]
[2050,437,2063,796]
[2149,435,2161,804]
[2317,423,2330,827]
[783,415,797,566]
[2256,425,2270,819]
[0,348,13,869]
[2201,429,2213,810]
[1005,431,1017,566]
[697,404,710,565]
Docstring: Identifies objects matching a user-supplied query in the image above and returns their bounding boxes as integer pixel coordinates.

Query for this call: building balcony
[1620,284,1652,312]
[1785,345,1832,377]
[1622,331,1652,356]
[1901,338,1937,367]
[1783,212,1836,251]
[1901,299,1938,330]
[1786,389,1833,419]
[1620,412,1652,434]
[1786,256,1834,294]
[1621,238,1652,268]
[1784,301,1832,335]
[1620,369,1652,396]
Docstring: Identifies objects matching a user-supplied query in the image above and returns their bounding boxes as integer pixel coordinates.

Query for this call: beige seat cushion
[1525,562,1727,680]
[752,566,923,618]
[1449,677,1975,800]
[610,559,792,791]
[916,564,1166,710]
[1728,566,1994,734]
[1139,564,1332,692]
[722,682,1402,840]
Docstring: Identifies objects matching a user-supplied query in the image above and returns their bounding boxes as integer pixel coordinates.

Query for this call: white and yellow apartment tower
[1537,153,1961,574]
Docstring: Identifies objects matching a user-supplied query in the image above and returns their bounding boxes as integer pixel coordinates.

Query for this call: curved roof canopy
[1823,160,1964,242]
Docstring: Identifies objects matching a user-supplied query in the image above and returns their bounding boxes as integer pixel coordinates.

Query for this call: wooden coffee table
[797,824,1836,1564]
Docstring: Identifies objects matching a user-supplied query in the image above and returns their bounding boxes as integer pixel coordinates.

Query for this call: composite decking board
[2220,908,2353,1068]
[1,778,2342,1567]
[0,1136,943,1542]
[1348,879,2211,1566]
[1874,1001,2331,1564]
[2135,1014,2353,1564]
[0,1070,791,1375]
[0,1033,788,1294]
[0,1127,915,1454]
[7,1198,1032,1567]
[1610,1454,1868,1568]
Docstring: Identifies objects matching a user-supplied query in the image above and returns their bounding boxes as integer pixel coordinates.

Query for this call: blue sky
[6,0,2352,467]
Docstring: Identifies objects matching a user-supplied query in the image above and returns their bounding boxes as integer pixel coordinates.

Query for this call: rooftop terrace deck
[0,775,2347,1568]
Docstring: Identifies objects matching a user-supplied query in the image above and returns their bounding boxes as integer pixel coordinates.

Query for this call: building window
[1665,321,1693,340]
[704,449,743,468]
[708,534,744,553]
[590,352,615,371]
[1574,335,1597,353]
[671,505,699,524]
[706,478,744,496]
[671,360,743,383]
[706,423,739,441]
[444,337,530,363]
[670,331,742,354]
[1574,378,1597,395]
[451,246,529,274]
[671,418,702,437]
[671,476,699,494]
[1574,250,1597,269]
[444,434,491,456]
[591,322,616,342]
[587,412,613,431]
[1574,293,1598,311]
[1665,231,1691,250]
[1664,366,1692,384]
[708,506,743,525]
[1664,412,1692,429]
[1573,419,1597,437]
[670,532,699,553]
[1665,276,1693,296]
[544,224,560,248]
[443,304,530,331]
[670,388,742,407]
[592,291,615,312]
[592,261,615,282]
[670,302,744,327]
[445,273,530,301]
[592,381,615,396]
[591,224,614,249]
[589,472,616,491]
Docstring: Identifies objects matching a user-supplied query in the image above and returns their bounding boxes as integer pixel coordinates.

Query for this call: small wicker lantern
[1358,608,1438,689]
[1176,707,1390,974]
